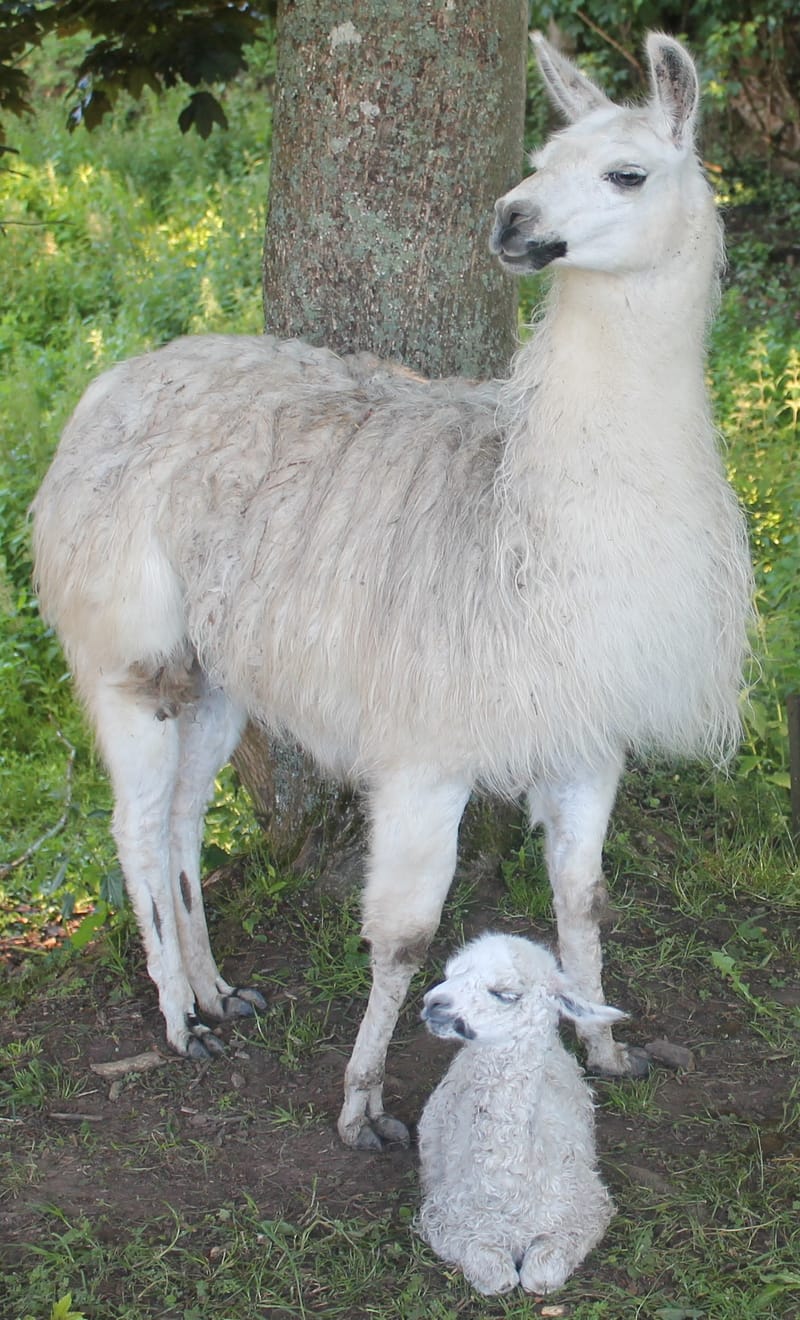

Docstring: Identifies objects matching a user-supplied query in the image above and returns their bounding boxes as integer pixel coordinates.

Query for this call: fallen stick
[90,1050,170,1079]
[50,1112,105,1123]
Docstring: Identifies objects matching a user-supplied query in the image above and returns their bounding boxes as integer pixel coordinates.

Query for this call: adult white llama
[31,33,752,1151]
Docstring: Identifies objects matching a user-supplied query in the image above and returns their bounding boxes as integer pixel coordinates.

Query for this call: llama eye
[489,989,521,1004]
[604,169,647,189]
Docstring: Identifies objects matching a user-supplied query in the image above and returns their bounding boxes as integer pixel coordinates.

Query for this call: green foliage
[710,179,800,791]
[500,838,553,921]
[49,1297,87,1320]
[0,1035,88,1113]
[0,3,47,126]
[0,1,272,145]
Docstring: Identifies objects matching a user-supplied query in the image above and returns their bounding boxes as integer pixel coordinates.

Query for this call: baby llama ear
[646,33,699,148]
[556,994,628,1027]
[531,31,612,124]
[547,970,627,1026]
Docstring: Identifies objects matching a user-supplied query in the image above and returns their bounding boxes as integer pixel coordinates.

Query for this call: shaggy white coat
[417,933,620,1296]
[30,33,752,1149]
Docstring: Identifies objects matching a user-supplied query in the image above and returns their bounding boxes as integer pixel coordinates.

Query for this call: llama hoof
[370,1113,410,1145]
[186,1034,224,1060]
[220,986,267,1018]
[351,1124,384,1153]
[625,1045,652,1077]
[343,1113,410,1152]
[586,1040,650,1079]
[185,1018,226,1060]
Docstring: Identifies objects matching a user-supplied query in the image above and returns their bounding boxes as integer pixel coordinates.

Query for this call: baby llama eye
[489,989,521,1004]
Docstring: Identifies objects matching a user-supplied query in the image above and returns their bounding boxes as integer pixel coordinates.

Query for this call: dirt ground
[1,851,797,1270]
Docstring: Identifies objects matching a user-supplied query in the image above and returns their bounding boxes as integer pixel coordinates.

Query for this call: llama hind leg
[528,758,645,1076]
[519,1234,583,1295]
[338,770,470,1150]
[87,670,220,1058]
[169,684,265,1021]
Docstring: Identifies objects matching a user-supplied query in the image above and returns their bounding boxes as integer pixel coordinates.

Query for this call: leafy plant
[0,2,271,146]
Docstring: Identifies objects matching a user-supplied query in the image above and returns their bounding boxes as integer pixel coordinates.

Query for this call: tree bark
[234,0,527,856]
[262,0,526,374]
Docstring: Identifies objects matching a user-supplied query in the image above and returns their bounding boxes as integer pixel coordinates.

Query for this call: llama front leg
[528,758,643,1075]
[169,686,265,1022]
[338,771,470,1150]
[519,1227,604,1295]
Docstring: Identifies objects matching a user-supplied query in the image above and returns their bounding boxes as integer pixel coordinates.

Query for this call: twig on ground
[50,1112,106,1123]
[90,1050,171,1080]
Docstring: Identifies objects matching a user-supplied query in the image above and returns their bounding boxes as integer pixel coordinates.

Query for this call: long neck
[500,206,722,466]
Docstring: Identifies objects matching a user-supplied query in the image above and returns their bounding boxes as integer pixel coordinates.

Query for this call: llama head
[421,932,626,1048]
[491,31,712,279]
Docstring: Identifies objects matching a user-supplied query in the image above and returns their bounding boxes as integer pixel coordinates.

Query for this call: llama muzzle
[490,209,567,271]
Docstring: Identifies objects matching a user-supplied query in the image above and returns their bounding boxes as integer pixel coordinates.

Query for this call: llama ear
[531,32,612,124]
[646,33,699,148]
[549,975,627,1026]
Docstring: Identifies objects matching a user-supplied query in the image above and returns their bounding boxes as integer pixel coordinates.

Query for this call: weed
[500,836,552,921]
[596,1072,666,1119]
[0,1052,89,1116]
[267,1100,320,1130]
[0,30,269,933]
[250,997,334,1070]
[296,895,371,1003]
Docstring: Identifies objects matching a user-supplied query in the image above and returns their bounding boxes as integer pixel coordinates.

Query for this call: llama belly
[177,516,746,791]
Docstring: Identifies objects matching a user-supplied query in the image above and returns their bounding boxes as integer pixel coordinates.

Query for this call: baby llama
[417,933,622,1295]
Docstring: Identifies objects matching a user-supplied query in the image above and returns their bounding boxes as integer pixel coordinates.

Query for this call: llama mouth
[422,1011,476,1041]
[498,239,568,273]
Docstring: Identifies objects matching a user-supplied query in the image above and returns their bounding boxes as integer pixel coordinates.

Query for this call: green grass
[3,1153,798,1319]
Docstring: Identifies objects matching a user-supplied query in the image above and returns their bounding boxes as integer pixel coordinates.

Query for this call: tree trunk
[233,0,527,858]
[262,0,526,374]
